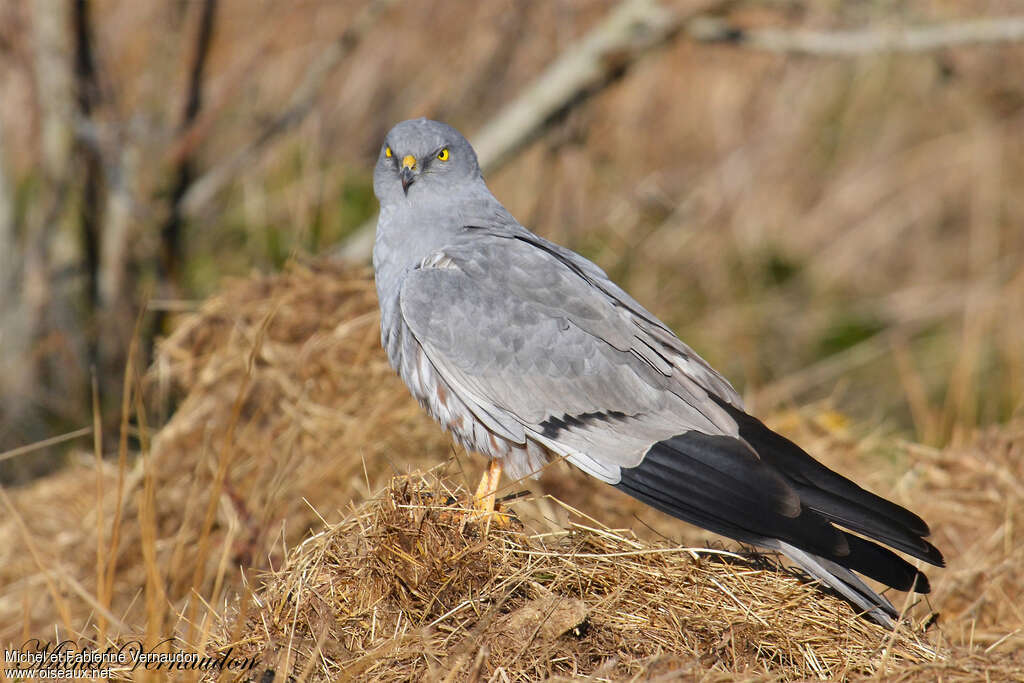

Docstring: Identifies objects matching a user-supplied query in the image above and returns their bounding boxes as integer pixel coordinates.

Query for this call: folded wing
[398,229,942,626]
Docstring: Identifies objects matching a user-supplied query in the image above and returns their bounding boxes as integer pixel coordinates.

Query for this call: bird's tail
[770,540,899,628]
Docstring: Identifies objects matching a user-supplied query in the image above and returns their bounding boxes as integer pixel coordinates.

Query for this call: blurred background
[3,2,1024,665]
[1,0,1023,483]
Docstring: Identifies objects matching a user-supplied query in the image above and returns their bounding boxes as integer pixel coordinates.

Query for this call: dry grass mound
[207,470,1021,682]
[208,472,932,681]
[2,259,1022,680]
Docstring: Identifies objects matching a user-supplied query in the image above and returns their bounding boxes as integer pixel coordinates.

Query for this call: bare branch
[469,0,699,172]
[333,8,1024,264]
[686,15,1024,56]
[333,0,718,263]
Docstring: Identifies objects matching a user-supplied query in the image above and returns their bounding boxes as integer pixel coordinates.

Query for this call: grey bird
[372,118,943,628]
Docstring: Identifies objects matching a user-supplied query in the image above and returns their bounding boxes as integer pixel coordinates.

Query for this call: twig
[0,426,93,463]
[686,15,1024,56]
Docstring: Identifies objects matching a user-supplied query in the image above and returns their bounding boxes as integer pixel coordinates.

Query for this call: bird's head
[373,118,482,206]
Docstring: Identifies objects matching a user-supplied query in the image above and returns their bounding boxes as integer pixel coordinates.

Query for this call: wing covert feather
[397,236,738,469]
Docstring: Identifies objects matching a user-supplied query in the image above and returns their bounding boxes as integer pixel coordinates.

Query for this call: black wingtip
[841,532,934,593]
[707,395,943,567]
[615,427,940,600]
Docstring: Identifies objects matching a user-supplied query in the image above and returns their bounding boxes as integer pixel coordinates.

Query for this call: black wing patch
[539,410,629,438]
[616,433,849,559]
[615,424,939,595]
[708,395,944,568]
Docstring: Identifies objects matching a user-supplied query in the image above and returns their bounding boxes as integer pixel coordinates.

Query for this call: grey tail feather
[771,540,898,629]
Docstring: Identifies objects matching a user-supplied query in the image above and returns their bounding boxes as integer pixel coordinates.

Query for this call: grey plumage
[373,118,942,628]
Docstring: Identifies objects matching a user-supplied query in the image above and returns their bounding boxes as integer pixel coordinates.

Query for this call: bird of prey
[372,118,943,627]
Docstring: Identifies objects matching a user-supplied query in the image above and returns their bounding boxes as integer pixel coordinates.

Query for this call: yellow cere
[385,146,392,158]
[402,155,416,170]
[437,148,450,161]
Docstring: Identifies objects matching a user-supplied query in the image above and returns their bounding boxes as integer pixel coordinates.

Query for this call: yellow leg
[472,460,511,528]
[474,460,502,512]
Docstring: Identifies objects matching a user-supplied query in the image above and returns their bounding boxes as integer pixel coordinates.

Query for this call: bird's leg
[474,459,502,512]
[472,459,511,528]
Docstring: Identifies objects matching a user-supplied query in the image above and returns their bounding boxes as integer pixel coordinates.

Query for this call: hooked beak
[400,155,416,194]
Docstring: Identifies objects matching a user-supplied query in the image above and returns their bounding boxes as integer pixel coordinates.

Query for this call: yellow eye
[384,146,392,158]
[437,148,449,161]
